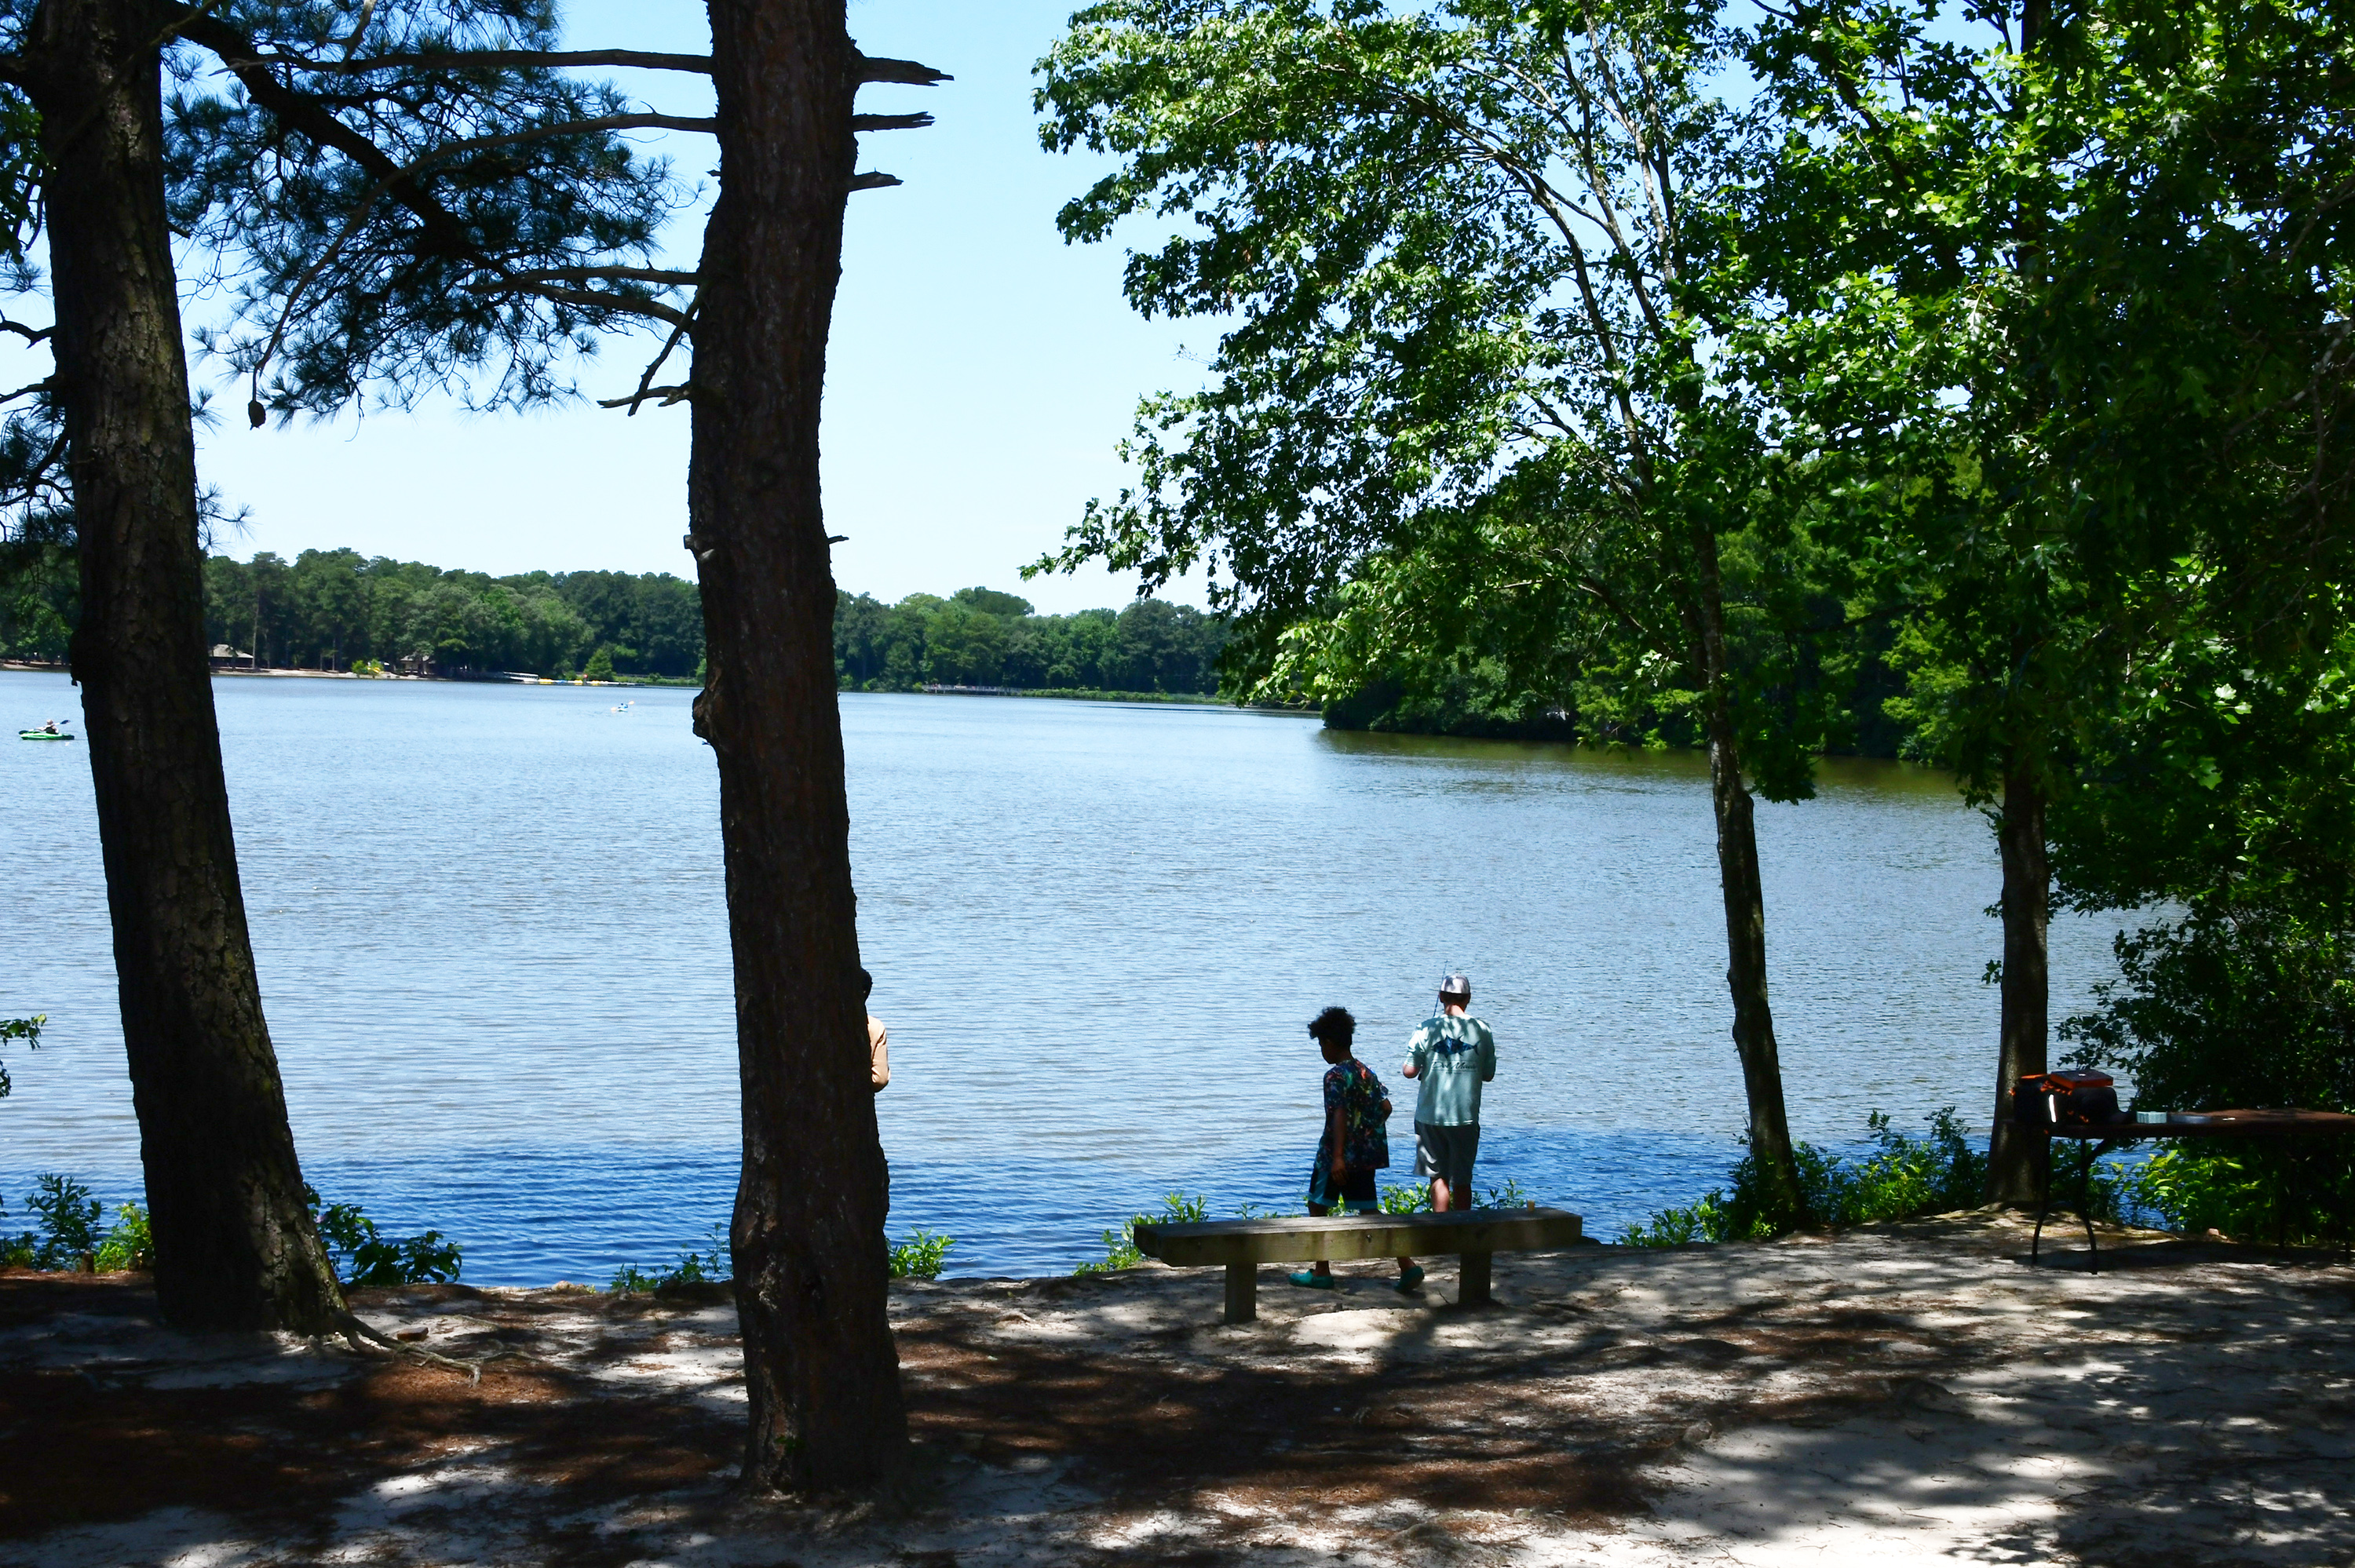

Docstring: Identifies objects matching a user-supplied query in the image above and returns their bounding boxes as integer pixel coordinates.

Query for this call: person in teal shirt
[1400,973,1495,1212]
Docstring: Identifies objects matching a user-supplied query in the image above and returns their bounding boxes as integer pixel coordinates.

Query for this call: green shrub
[93,1203,153,1271]
[1378,1183,1430,1215]
[2116,1141,2346,1245]
[305,1186,463,1287]
[583,645,617,683]
[2063,909,2355,1242]
[1075,1193,1207,1275]
[888,1227,955,1279]
[610,1223,727,1293]
[1481,1176,1535,1208]
[27,1174,102,1267]
[1623,1109,2003,1246]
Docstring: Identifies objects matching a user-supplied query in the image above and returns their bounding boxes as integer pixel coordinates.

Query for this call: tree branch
[228,48,716,76]
[853,112,934,132]
[477,280,696,330]
[597,383,691,409]
[505,265,698,286]
[398,114,717,165]
[850,172,904,191]
[857,55,953,86]
[609,303,697,416]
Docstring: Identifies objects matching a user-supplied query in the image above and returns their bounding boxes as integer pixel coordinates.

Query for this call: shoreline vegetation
[0,1104,2317,1298]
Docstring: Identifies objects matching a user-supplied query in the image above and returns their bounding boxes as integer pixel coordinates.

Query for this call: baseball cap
[1438,973,1471,1001]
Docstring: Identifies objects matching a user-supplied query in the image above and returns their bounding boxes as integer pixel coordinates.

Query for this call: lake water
[0,669,2136,1279]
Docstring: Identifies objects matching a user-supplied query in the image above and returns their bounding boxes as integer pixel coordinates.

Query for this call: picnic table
[1132,1205,1585,1322]
[2032,1108,2355,1271]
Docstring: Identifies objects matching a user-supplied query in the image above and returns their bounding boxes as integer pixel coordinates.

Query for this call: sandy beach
[6,1211,2350,1566]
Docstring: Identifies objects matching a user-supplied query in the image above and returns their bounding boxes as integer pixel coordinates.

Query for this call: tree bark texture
[1687,524,1805,1221]
[1985,763,2051,1205]
[692,0,907,1492]
[27,0,345,1332]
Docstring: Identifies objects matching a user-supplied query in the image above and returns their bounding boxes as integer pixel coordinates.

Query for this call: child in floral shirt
[1292,1007,1423,1293]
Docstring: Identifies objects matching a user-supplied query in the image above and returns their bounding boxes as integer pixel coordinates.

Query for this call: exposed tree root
[330,1310,533,1384]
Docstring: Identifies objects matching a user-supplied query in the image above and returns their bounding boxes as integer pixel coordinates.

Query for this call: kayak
[17,730,73,741]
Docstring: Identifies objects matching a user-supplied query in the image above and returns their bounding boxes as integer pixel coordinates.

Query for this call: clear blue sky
[190,2,1210,614]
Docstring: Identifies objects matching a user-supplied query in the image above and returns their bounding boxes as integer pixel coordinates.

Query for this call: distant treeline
[195,549,707,679]
[835,588,1228,695]
[3,545,1233,697]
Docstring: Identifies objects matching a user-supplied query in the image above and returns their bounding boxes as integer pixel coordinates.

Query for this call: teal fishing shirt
[1403,1013,1495,1126]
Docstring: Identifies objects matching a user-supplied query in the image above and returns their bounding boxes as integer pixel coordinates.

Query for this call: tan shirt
[868,1014,890,1092]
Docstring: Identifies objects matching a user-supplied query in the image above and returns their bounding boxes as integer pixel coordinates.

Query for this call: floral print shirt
[1316,1058,1392,1172]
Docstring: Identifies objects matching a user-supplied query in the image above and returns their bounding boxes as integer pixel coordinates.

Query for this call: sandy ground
[4,1211,2351,1567]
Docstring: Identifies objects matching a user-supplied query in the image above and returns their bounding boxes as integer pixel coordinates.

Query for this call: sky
[185,2,1212,614]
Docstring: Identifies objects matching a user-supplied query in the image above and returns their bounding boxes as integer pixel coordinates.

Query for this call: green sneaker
[1394,1264,1426,1293]
[1287,1270,1337,1290]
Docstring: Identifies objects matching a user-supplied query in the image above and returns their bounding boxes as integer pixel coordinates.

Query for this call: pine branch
[232,48,714,76]
[609,304,697,416]
[597,382,692,409]
[406,114,717,165]
[486,279,695,330]
[857,55,952,86]
[506,266,699,286]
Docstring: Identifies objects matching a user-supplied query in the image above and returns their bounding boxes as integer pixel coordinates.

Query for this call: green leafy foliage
[1622,1110,1993,1246]
[2118,1143,2348,1249]
[305,1186,463,1289]
[887,1228,956,1280]
[23,1173,102,1268]
[582,644,618,684]
[609,1224,727,1293]
[0,1010,40,1100]
[2,1182,137,1272]
[1075,1192,1209,1275]
[200,549,704,677]
[835,589,1229,695]
[93,1204,154,1273]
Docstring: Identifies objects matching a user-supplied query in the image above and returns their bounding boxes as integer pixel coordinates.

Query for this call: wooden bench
[1131,1206,1584,1322]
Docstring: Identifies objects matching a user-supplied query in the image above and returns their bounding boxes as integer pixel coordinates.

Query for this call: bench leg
[1459,1251,1492,1307]
[1224,1262,1257,1324]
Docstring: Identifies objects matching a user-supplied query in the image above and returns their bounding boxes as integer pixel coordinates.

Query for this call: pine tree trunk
[27,0,344,1332]
[693,0,907,1493]
[1688,525,1806,1223]
[1985,762,2050,1205]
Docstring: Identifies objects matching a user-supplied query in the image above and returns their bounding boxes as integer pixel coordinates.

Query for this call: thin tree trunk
[1688,523,1806,1222]
[1985,760,2050,1205]
[693,0,907,1493]
[27,0,344,1332]
[1983,2,2055,1207]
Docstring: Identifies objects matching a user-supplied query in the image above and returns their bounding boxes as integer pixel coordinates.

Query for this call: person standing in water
[1400,973,1495,1212]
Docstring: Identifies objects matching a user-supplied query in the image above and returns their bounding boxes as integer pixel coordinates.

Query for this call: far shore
[4,660,1304,707]
[5,1211,2347,1566]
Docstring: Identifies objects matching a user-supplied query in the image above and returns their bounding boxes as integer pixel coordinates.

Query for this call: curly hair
[1306,1005,1356,1046]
